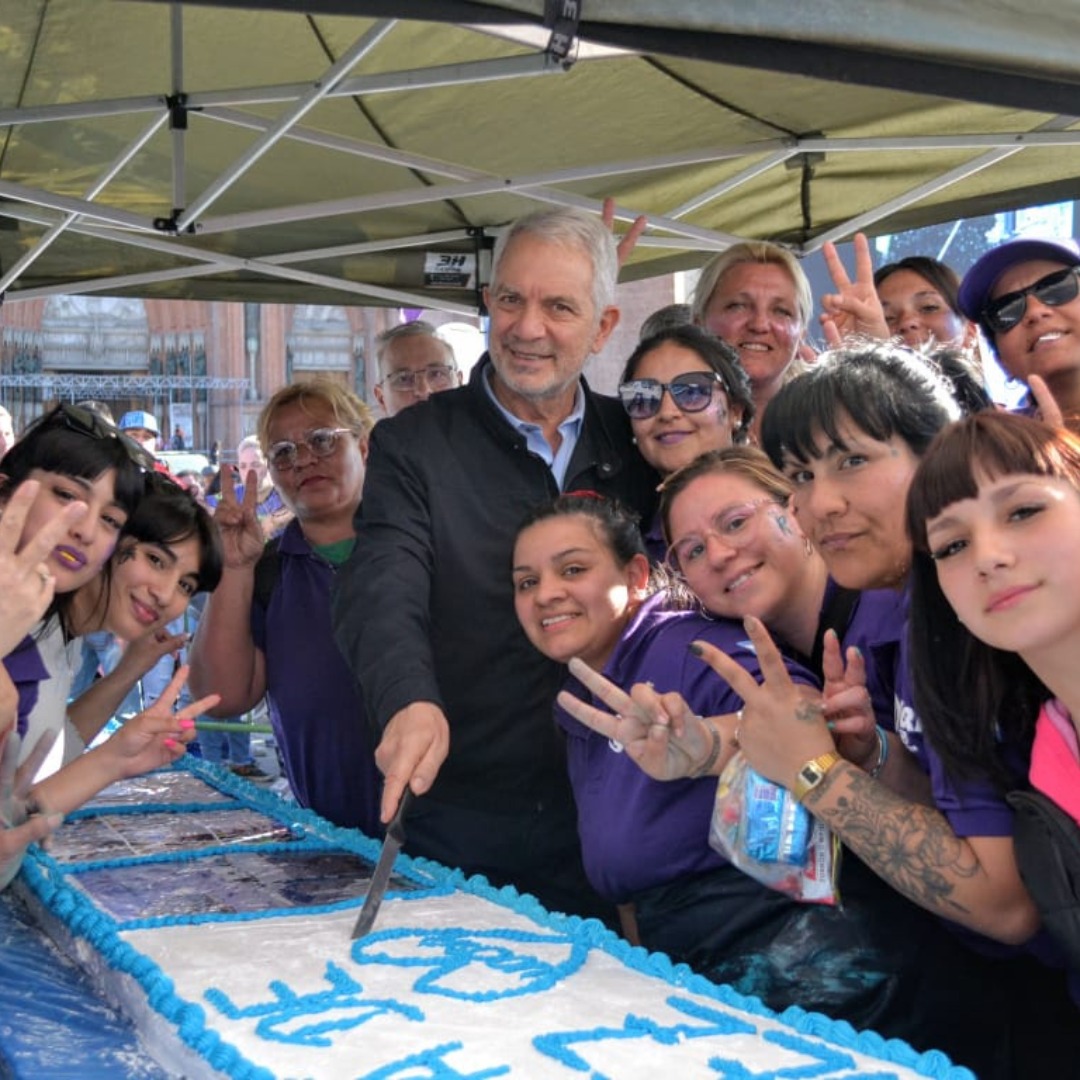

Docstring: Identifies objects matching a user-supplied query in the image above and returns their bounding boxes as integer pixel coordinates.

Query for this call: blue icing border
[18,760,974,1080]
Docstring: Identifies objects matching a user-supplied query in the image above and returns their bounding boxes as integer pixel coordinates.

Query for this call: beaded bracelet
[868,725,889,779]
[691,716,722,778]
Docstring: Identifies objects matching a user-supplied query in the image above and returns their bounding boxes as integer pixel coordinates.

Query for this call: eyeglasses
[982,267,1080,334]
[665,500,775,574]
[53,403,156,470]
[381,365,457,394]
[618,371,726,421]
[267,427,354,470]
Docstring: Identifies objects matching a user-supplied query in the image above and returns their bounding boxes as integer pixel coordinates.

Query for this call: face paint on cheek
[775,513,794,537]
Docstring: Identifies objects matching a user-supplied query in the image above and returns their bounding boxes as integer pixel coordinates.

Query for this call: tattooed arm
[691,617,1040,945]
[800,761,1037,942]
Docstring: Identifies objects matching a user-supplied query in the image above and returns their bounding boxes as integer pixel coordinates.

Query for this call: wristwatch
[791,751,843,803]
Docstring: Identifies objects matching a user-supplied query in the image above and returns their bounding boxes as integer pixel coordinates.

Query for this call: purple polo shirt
[892,581,1020,837]
[554,594,818,903]
[2,635,47,739]
[820,579,906,733]
[251,521,382,835]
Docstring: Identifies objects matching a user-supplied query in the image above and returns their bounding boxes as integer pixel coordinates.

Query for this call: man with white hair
[372,320,461,418]
[333,206,657,919]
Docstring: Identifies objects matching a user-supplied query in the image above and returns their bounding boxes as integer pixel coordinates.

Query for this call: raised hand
[114,623,188,684]
[101,664,217,776]
[819,232,891,345]
[689,616,834,789]
[557,656,738,781]
[819,629,878,769]
[212,466,264,569]
[1027,374,1066,428]
[602,196,648,269]
[0,480,88,657]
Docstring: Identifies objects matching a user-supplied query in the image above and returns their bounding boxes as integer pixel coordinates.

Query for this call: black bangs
[0,423,145,514]
[762,344,959,470]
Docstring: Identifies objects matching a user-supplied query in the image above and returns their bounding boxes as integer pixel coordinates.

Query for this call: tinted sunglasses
[618,371,726,421]
[982,266,1080,334]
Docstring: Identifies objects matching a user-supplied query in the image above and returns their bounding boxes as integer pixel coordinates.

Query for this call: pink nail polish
[179,718,195,729]
[164,738,179,750]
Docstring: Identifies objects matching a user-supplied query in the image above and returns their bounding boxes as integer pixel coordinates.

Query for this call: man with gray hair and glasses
[373,321,461,418]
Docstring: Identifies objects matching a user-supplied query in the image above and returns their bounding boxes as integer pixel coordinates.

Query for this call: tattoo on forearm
[804,766,977,918]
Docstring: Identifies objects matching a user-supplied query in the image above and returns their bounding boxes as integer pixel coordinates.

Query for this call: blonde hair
[691,241,812,329]
[257,377,374,452]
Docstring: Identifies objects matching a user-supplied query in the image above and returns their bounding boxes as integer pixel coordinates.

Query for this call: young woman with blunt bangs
[906,411,1080,995]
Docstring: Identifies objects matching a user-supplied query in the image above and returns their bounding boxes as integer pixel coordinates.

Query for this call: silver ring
[37,568,50,585]
[734,708,745,747]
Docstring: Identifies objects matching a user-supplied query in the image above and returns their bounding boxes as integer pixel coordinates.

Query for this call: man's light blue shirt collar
[483,367,586,490]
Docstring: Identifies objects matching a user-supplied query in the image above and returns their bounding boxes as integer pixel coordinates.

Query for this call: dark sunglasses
[982,266,1080,334]
[54,403,156,470]
[618,371,726,421]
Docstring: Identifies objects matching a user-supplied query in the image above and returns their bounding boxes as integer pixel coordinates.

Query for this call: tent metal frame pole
[2,204,478,312]
[669,150,802,219]
[170,3,186,216]
[173,20,397,231]
[802,115,1080,252]
[201,105,487,180]
[0,180,156,232]
[0,113,168,294]
[0,53,564,131]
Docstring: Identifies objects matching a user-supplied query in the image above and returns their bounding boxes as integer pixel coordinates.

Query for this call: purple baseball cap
[958,237,1080,324]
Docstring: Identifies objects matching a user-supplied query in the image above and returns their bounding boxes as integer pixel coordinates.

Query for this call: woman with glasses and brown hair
[189,377,383,835]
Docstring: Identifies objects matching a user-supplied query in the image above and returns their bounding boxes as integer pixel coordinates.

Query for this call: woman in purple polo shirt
[512,493,1007,1067]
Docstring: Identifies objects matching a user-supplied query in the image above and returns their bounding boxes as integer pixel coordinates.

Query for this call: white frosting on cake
[17,762,973,1080]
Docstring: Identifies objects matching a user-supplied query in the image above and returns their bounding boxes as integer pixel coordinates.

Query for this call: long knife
[351,787,413,939]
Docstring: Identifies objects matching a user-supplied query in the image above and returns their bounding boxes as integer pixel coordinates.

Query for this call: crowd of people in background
[4,204,1080,1076]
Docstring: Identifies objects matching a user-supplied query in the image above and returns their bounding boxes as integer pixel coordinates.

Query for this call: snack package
[709,751,839,905]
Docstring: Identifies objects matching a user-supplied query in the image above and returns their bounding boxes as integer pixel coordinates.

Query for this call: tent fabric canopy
[3,0,1080,310]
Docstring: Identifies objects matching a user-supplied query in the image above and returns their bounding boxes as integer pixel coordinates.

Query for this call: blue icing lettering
[204,961,423,1047]
[708,1029,859,1078]
[358,1042,509,1080]
[533,994,756,1076]
[352,927,586,1002]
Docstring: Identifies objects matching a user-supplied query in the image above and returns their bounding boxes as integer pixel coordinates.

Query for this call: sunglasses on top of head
[618,371,726,421]
[53,403,156,470]
[982,266,1080,335]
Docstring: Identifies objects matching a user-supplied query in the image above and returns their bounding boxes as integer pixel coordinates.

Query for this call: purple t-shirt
[819,579,906,733]
[554,594,818,903]
[250,521,381,835]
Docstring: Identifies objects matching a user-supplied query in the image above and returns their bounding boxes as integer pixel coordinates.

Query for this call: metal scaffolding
[0,374,249,394]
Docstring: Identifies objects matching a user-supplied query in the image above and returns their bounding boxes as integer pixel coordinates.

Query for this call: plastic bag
[709,751,839,905]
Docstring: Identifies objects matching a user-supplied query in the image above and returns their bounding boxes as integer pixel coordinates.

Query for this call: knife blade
[351,787,413,939]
